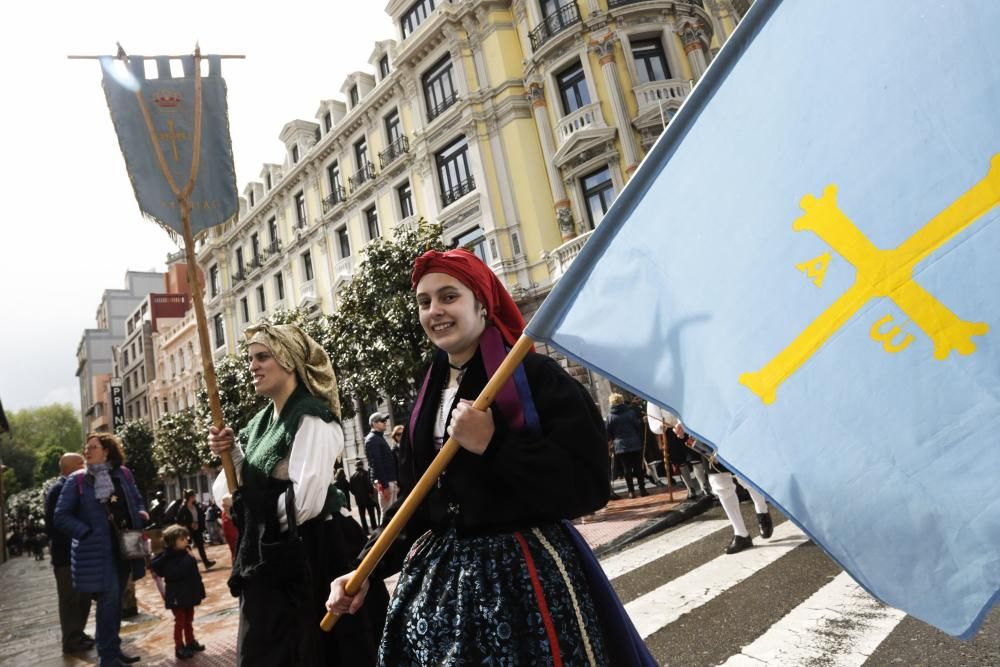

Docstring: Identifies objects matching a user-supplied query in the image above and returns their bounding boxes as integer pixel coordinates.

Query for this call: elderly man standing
[364,412,398,513]
[44,453,94,654]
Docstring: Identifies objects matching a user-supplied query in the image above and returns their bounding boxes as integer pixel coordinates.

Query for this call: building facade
[76,271,165,432]
[195,0,751,447]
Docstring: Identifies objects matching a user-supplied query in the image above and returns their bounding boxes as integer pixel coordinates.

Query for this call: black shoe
[81,633,96,644]
[62,641,92,654]
[725,534,753,555]
[185,641,206,652]
[609,492,622,500]
[118,653,142,663]
[175,646,194,660]
[757,512,774,539]
[639,488,649,497]
[628,491,637,499]
[204,559,216,569]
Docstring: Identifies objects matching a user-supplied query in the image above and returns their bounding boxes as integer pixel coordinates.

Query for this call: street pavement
[0,481,685,666]
[3,486,998,666]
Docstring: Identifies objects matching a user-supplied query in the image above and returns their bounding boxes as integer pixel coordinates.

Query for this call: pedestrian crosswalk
[598,506,921,666]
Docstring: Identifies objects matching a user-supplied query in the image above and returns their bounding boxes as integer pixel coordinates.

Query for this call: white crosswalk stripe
[622,520,809,639]
[600,519,730,579]
[720,572,906,667]
[594,511,924,666]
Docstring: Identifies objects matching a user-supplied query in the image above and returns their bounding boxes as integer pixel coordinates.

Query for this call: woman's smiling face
[415,272,486,362]
[247,343,296,398]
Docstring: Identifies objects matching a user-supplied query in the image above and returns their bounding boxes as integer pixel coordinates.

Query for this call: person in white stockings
[675,422,773,554]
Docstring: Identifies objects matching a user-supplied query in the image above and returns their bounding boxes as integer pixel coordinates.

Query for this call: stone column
[661,22,685,81]
[591,35,641,173]
[529,83,575,240]
[680,23,710,79]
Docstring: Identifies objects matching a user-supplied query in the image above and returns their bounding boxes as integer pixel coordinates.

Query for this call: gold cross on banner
[740,154,999,405]
[157,119,187,162]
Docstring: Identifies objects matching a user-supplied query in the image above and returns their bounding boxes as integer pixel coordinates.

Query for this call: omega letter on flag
[102,54,238,235]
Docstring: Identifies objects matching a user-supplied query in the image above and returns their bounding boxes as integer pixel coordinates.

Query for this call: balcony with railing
[322,184,348,213]
[249,255,263,272]
[379,136,410,169]
[231,268,247,285]
[633,79,691,120]
[335,256,354,283]
[266,239,281,255]
[348,163,376,193]
[529,2,581,51]
[440,176,476,208]
[554,102,607,150]
[544,229,594,283]
[427,91,459,123]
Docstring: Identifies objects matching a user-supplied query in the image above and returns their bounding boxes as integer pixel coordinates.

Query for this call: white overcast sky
[0,1,394,412]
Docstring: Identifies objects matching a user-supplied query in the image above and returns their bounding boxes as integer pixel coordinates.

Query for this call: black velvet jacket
[362,349,610,576]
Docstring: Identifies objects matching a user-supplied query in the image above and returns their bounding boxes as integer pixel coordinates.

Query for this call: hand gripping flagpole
[320,333,535,632]
[115,44,238,493]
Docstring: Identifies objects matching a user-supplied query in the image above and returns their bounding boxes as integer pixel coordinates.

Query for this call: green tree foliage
[118,420,158,500]
[0,440,36,492]
[6,404,83,454]
[1,403,83,489]
[34,446,64,482]
[153,409,210,483]
[2,466,22,495]
[329,219,446,410]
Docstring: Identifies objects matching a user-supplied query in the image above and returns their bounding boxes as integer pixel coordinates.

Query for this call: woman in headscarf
[328,249,653,665]
[207,323,385,666]
[54,432,148,667]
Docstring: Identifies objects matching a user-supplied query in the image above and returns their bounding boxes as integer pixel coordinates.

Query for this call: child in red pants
[151,525,207,660]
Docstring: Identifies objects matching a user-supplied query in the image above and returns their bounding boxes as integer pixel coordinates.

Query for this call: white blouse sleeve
[646,403,666,435]
[276,416,343,532]
[212,445,245,506]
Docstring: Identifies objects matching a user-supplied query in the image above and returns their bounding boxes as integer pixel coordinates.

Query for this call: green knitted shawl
[242,383,338,477]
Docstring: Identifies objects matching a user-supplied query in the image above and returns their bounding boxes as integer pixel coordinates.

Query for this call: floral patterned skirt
[379,522,609,666]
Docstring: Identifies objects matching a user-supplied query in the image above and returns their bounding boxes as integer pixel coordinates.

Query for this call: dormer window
[266,172,273,190]
[249,190,255,207]
[379,54,391,79]
[402,0,435,39]
[324,111,333,132]
[350,84,360,108]
[291,144,300,164]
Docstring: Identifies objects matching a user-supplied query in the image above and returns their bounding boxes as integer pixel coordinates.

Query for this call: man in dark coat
[364,412,398,513]
[45,453,94,654]
[349,460,379,533]
[176,491,215,570]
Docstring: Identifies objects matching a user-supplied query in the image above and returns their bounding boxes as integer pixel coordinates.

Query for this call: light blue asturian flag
[102,54,238,236]
[526,0,1000,639]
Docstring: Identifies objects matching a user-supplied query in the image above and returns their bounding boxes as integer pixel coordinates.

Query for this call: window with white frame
[631,37,671,83]
[365,206,380,241]
[581,166,615,229]
[397,181,415,218]
[556,60,591,114]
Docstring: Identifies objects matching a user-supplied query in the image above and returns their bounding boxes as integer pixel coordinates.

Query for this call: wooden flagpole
[107,44,239,493]
[320,333,535,632]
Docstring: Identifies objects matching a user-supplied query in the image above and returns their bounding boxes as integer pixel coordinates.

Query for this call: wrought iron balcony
[349,162,376,193]
[379,135,410,169]
[231,268,247,284]
[266,239,281,255]
[249,255,263,271]
[440,176,476,208]
[322,184,348,213]
[529,2,581,51]
[427,91,458,122]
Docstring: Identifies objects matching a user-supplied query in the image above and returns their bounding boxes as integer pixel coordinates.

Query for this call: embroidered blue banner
[526,0,1000,639]
[102,54,238,235]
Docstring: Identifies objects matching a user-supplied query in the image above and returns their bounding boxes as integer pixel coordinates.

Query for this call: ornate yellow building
[196,0,750,404]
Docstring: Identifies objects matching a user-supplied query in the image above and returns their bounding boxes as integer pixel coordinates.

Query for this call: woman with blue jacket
[55,432,148,667]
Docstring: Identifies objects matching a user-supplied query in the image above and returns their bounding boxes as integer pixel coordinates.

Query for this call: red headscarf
[412,249,525,347]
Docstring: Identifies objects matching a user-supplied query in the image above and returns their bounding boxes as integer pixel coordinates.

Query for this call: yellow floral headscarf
[244,323,341,418]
